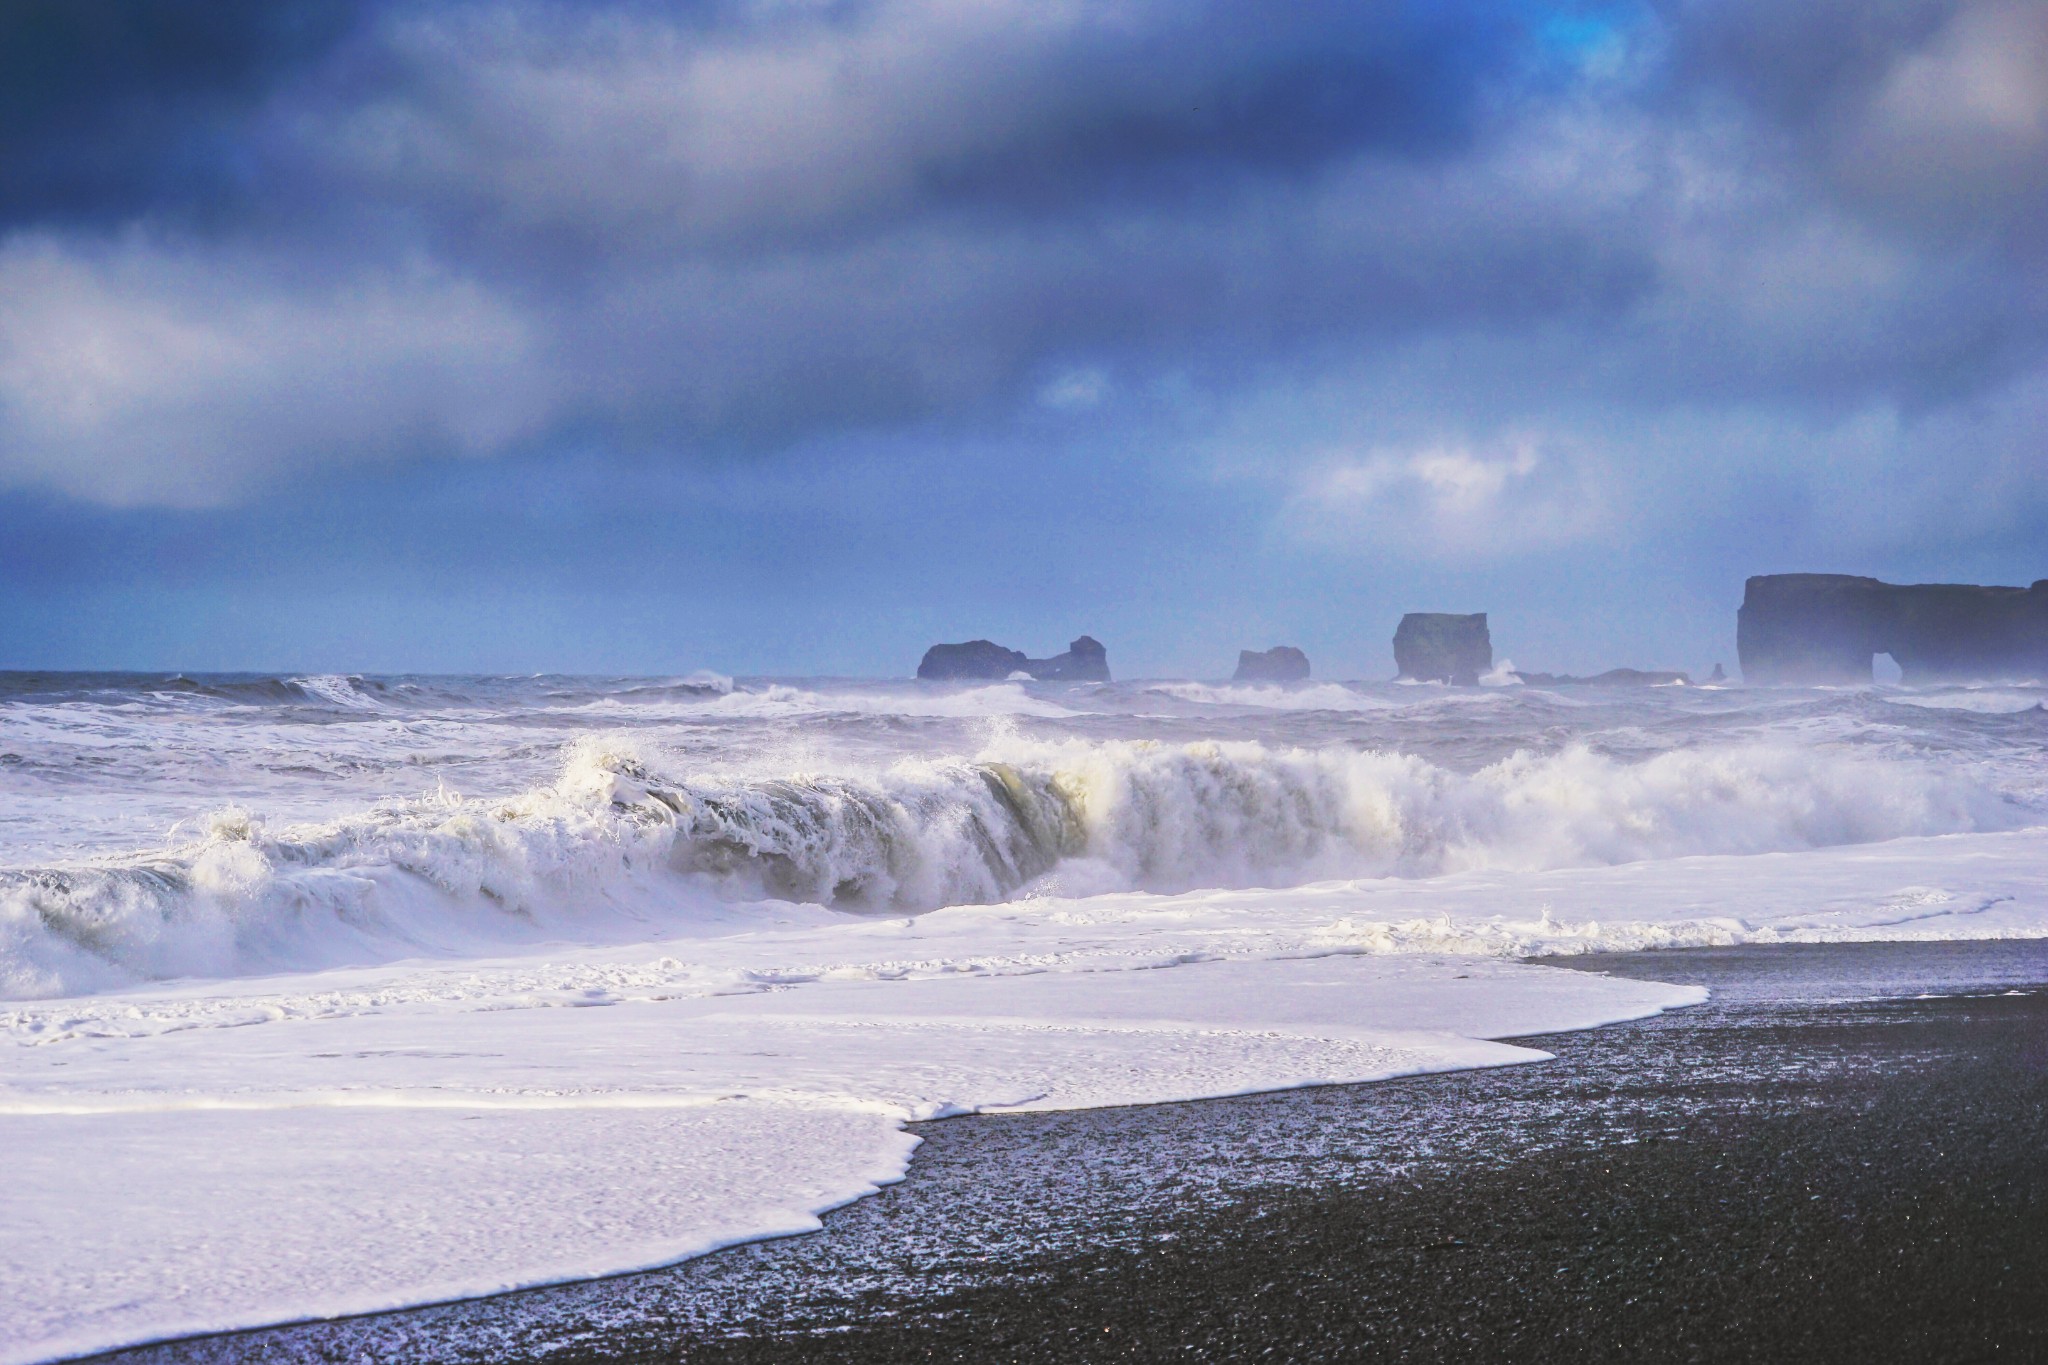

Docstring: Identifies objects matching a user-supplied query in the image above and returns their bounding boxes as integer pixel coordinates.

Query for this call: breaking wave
[1148,682,1396,712]
[0,671,417,710]
[1882,688,2046,715]
[0,735,2027,999]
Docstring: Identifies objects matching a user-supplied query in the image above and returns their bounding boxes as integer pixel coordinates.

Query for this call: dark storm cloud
[0,0,2041,604]
[1656,0,2048,256]
[1658,0,1956,124]
[0,0,363,225]
[0,0,1621,503]
[305,0,1536,262]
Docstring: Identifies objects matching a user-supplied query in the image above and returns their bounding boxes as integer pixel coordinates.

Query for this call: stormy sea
[3,671,2046,1362]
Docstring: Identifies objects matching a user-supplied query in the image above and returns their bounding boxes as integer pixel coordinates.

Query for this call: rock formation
[1233,646,1310,683]
[1393,613,1491,685]
[1513,668,1690,687]
[916,640,1029,680]
[1737,575,2048,685]
[917,635,1111,682]
[1030,635,1111,682]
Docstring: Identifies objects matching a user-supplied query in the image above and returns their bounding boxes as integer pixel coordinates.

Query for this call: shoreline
[97,938,2048,1364]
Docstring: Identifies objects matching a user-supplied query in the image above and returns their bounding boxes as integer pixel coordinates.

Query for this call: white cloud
[0,235,554,506]
[1874,0,2048,144]
[1816,0,2048,236]
[1282,437,1604,557]
[1038,367,1112,411]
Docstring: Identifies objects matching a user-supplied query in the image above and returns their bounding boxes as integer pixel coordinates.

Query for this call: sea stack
[917,640,1030,680]
[917,635,1111,682]
[1030,635,1111,682]
[1233,646,1310,683]
[1393,613,1491,685]
[1736,575,2048,684]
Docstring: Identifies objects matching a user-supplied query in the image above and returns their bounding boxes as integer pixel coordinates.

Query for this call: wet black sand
[103,940,2048,1364]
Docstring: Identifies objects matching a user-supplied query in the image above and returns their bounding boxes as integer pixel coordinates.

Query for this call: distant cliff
[1737,574,2048,684]
[918,635,1111,682]
[1233,646,1310,682]
[1393,613,1491,685]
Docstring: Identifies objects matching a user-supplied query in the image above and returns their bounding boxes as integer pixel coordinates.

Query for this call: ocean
[2,671,2045,1361]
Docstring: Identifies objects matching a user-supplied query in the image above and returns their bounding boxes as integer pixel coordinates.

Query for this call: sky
[1,0,2044,678]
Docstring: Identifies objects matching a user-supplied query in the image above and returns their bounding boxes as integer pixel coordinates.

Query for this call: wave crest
[0,735,2024,998]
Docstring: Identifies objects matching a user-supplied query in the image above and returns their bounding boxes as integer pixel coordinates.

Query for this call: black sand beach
[102,941,2048,1364]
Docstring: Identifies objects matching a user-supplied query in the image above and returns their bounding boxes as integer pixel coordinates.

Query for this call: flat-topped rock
[1737,575,2048,684]
[917,635,1111,682]
[1393,613,1491,685]
[1233,646,1310,683]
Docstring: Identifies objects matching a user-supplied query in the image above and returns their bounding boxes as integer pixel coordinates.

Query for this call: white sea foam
[5,672,2048,1361]
[0,949,1696,1364]
[0,730,2025,999]
[1148,682,1397,711]
[1883,688,2046,714]
[287,674,393,710]
[619,681,1078,719]
[6,824,2048,1362]
[1480,658,1525,686]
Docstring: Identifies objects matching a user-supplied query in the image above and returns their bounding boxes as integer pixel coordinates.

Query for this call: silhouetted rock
[1709,663,1727,683]
[917,640,1030,681]
[1031,636,1111,682]
[1737,575,2048,684]
[916,635,1112,682]
[1393,613,1491,685]
[1513,668,1690,687]
[1234,646,1310,683]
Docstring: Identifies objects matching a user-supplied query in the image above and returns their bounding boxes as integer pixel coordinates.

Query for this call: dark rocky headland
[1738,573,2048,684]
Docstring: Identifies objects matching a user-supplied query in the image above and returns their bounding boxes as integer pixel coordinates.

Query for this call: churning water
[3,670,2042,999]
